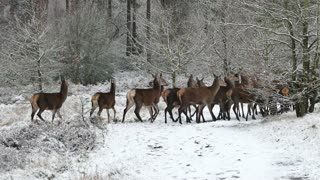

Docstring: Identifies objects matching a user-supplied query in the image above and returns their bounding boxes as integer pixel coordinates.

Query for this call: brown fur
[280,87,289,96]
[122,74,164,123]
[177,75,221,123]
[211,77,237,120]
[161,89,171,103]
[90,80,116,123]
[30,78,68,123]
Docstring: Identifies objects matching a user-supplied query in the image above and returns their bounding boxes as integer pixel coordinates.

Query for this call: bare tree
[241,0,319,117]
[1,0,63,90]
[131,7,207,87]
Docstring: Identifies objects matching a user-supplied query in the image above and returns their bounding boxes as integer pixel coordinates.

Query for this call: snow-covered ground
[0,71,320,180]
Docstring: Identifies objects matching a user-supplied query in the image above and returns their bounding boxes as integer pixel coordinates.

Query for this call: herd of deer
[29,73,290,124]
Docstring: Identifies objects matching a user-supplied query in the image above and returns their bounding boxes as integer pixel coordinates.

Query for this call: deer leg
[164,107,168,123]
[200,105,206,122]
[226,100,232,121]
[97,107,103,121]
[190,105,197,121]
[134,103,143,122]
[122,100,135,123]
[246,103,252,121]
[107,109,110,123]
[52,109,57,123]
[252,103,256,120]
[165,105,176,123]
[183,108,191,123]
[247,104,251,116]
[150,103,159,122]
[112,107,116,121]
[31,107,38,122]
[219,101,226,120]
[233,101,240,121]
[207,104,216,121]
[90,106,97,117]
[241,103,245,118]
[188,106,193,120]
[37,108,46,122]
[57,109,62,119]
[148,107,153,121]
[197,104,206,123]
[178,105,187,124]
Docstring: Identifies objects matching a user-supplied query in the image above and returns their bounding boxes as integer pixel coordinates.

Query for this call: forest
[1,0,319,118]
[1,1,320,179]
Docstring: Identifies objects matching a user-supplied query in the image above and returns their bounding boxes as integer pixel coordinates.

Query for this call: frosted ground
[0,71,319,180]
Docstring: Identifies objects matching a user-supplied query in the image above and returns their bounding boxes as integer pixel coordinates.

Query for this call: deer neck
[209,78,220,95]
[225,78,234,90]
[110,82,116,95]
[160,85,165,93]
[60,81,68,101]
[153,82,161,94]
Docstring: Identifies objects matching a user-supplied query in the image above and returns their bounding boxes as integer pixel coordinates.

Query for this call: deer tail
[126,90,136,105]
[30,94,39,110]
[177,89,185,104]
[161,90,169,103]
[91,94,100,108]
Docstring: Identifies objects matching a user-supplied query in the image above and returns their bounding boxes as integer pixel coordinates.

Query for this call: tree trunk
[126,0,132,56]
[108,0,112,19]
[35,42,43,92]
[146,0,151,62]
[310,0,320,113]
[314,0,320,70]
[172,71,176,88]
[221,2,230,76]
[132,0,137,54]
[66,0,69,14]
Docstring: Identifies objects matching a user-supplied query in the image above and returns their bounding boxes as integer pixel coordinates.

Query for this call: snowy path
[74,120,309,180]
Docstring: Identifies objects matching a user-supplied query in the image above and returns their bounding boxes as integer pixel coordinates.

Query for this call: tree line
[0,0,319,117]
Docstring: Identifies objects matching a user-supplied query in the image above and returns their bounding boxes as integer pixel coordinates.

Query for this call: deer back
[133,74,163,106]
[31,80,68,110]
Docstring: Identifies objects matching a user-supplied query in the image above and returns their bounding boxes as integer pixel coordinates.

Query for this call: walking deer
[30,76,68,123]
[162,76,205,123]
[90,79,116,122]
[122,74,164,123]
[162,88,181,123]
[177,74,221,124]
[211,77,239,121]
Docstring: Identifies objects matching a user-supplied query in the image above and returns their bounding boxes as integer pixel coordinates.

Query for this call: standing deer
[122,74,164,123]
[30,76,68,123]
[90,79,116,123]
[177,74,221,124]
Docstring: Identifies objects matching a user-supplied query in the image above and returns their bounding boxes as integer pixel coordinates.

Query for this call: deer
[177,74,221,124]
[210,77,239,121]
[122,74,165,123]
[30,76,68,123]
[162,88,181,123]
[90,79,116,123]
[162,77,206,123]
[234,72,273,120]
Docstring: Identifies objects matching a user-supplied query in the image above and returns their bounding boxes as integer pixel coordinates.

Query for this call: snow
[0,71,320,180]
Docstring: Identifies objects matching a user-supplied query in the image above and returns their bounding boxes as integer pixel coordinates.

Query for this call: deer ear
[201,77,204,81]
[212,73,217,78]
[61,75,65,81]
[196,77,199,81]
